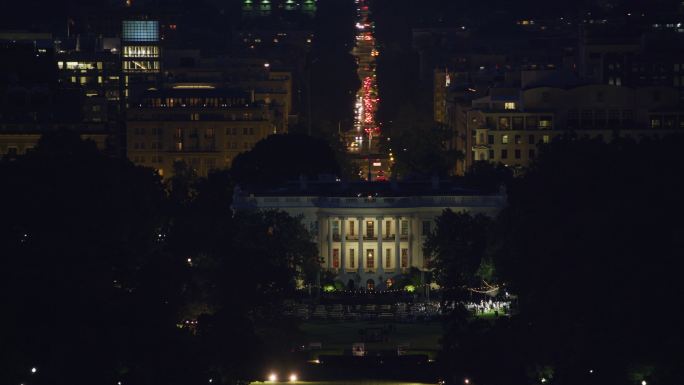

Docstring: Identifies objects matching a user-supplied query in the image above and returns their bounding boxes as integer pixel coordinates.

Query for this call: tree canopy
[230,134,341,187]
[0,132,320,385]
[439,135,684,385]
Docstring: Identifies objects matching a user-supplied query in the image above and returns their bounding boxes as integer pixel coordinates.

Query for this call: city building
[0,123,110,158]
[0,32,114,157]
[55,47,122,125]
[126,86,275,178]
[163,50,295,132]
[233,180,505,290]
[121,19,161,104]
[468,84,684,170]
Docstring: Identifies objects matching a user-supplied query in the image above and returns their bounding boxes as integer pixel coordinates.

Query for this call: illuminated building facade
[163,51,295,133]
[242,0,317,17]
[0,32,113,157]
[234,180,505,290]
[468,85,684,170]
[126,87,275,178]
[121,19,161,103]
[56,51,122,124]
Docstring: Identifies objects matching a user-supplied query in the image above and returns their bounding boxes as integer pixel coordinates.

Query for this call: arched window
[366,279,375,291]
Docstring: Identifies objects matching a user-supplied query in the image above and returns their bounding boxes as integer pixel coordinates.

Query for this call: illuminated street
[348,0,389,180]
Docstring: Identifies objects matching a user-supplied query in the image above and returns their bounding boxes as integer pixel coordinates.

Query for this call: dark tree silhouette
[230,134,340,187]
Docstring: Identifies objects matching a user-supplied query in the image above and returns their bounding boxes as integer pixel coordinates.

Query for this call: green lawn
[298,321,443,359]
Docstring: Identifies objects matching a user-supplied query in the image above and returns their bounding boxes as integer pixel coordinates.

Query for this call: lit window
[366,221,374,238]
[332,221,340,239]
[401,249,408,268]
[542,135,550,144]
[366,250,374,269]
[504,102,516,110]
[332,249,339,268]
[502,134,509,144]
[650,117,662,129]
[538,117,553,129]
[400,220,408,236]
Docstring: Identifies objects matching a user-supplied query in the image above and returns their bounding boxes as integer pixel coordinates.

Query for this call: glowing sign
[122,20,159,42]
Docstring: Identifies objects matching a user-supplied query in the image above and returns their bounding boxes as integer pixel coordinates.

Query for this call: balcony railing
[332,234,341,242]
[363,235,377,241]
[346,234,359,241]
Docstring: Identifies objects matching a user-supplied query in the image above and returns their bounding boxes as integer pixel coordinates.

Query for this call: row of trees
[426,135,683,384]
[0,132,320,385]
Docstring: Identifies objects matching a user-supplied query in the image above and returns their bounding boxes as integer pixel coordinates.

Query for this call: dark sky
[2,0,682,33]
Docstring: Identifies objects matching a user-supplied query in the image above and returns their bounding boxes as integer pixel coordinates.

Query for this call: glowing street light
[268,373,278,382]
[289,373,298,382]
[30,367,37,374]
[464,378,470,384]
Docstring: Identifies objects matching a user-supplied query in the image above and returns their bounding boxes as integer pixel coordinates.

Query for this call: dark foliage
[440,136,684,384]
[0,132,319,385]
[230,134,340,187]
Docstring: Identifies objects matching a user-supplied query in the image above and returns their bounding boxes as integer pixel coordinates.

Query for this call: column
[340,217,346,274]
[376,216,384,274]
[357,216,363,273]
[317,213,326,271]
[407,216,412,269]
[327,216,333,270]
[394,216,401,272]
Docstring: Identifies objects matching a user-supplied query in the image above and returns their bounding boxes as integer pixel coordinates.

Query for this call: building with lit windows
[121,19,161,103]
[242,0,317,17]
[163,50,295,133]
[0,32,114,157]
[126,87,275,178]
[233,180,505,290]
[467,84,684,170]
[55,51,122,124]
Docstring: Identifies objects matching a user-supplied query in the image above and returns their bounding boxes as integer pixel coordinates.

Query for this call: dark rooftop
[239,179,502,198]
